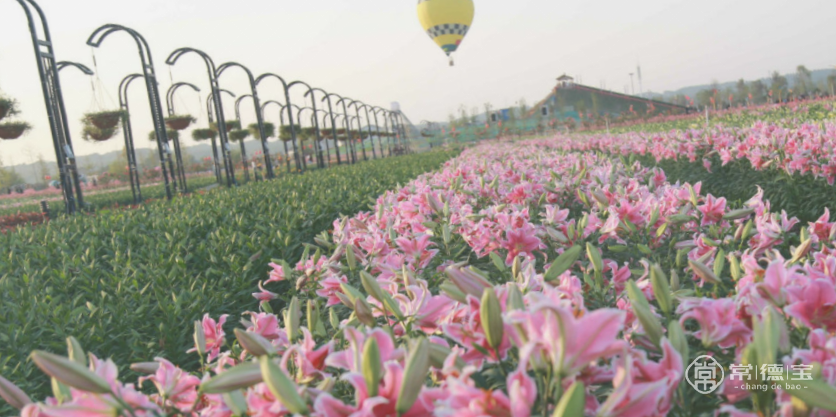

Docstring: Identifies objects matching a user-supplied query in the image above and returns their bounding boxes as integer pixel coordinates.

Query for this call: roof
[557,74,574,81]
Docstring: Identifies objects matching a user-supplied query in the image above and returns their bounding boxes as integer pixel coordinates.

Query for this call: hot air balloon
[417,0,475,66]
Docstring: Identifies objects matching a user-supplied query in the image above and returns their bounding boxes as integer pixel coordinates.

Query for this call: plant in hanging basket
[0,97,19,122]
[279,124,302,141]
[164,115,196,131]
[82,124,119,142]
[210,120,241,133]
[228,129,250,142]
[192,128,217,141]
[248,122,275,140]
[335,128,347,135]
[148,130,178,142]
[84,110,127,130]
[0,121,31,140]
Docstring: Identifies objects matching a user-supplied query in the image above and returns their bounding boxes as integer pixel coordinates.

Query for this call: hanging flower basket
[335,128,347,135]
[164,115,196,131]
[248,122,275,140]
[82,124,118,142]
[148,130,178,142]
[211,120,241,133]
[192,128,218,141]
[0,97,19,122]
[84,110,127,130]
[0,121,31,140]
[279,124,301,142]
[228,129,250,142]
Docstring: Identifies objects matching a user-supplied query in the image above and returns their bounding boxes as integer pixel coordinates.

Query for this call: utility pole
[637,65,643,96]
[629,73,635,95]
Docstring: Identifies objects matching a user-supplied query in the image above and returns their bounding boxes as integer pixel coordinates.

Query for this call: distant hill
[647,68,836,100]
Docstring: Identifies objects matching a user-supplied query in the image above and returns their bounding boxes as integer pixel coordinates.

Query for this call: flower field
[4,129,836,416]
[0,149,457,415]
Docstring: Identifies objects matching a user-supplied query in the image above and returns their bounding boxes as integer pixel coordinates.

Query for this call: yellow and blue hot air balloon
[417,0,475,66]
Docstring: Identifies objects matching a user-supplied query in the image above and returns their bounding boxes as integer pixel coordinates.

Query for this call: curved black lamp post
[255,73,302,173]
[205,89,236,184]
[334,96,361,163]
[287,81,326,169]
[56,61,93,75]
[15,0,85,213]
[374,107,393,156]
[261,100,292,174]
[293,105,314,170]
[316,91,342,165]
[313,108,332,166]
[165,81,200,193]
[369,107,386,157]
[217,62,273,180]
[88,24,173,200]
[332,112,350,160]
[166,47,235,187]
[344,99,369,161]
[233,94,253,182]
[118,73,146,204]
[355,101,377,159]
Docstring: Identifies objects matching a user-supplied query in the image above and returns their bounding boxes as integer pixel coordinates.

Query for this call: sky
[0,0,834,165]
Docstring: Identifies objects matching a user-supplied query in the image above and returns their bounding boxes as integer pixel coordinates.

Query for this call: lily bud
[346,244,357,271]
[552,382,585,417]
[222,390,249,416]
[259,357,308,415]
[586,242,603,275]
[360,271,386,304]
[592,190,609,208]
[650,264,672,316]
[396,338,430,415]
[329,308,340,330]
[30,351,110,394]
[66,337,86,366]
[741,219,754,241]
[669,268,681,292]
[544,245,582,282]
[688,259,721,284]
[480,287,504,350]
[235,329,276,357]
[782,379,836,414]
[354,298,376,327]
[130,362,160,374]
[0,374,32,410]
[428,343,464,370]
[51,377,71,404]
[440,280,467,303]
[445,264,492,298]
[362,338,382,397]
[511,256,521,281]
[626,281,663,347]
[307,300,318,333]
[723,207,755,220]
[713,249,726,279]
[687,183,698,206]
[506,284,524,311]
[194,321,207,356]
[339,283,364,306]
[286,297,301,342]
[790,238,813,264]
[667,321,689,368]
[728,253,742,281]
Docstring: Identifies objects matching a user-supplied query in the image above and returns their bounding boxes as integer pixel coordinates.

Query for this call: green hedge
[0,149,458,406]
[636,154,835,223]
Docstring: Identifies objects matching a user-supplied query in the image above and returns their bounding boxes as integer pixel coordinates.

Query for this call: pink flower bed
[5,139,836,416]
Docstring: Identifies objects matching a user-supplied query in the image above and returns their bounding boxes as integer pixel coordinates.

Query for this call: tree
[35,153,52,184]
[770,71,788,100]
[749,80,767,104]
[828,73,836,96]
[518,98,528,119]
[470,107,479,125]
[735,79,749,104]
[796,65,813,96]
[483,102,493,120]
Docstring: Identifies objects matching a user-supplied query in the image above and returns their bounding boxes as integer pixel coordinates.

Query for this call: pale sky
[1,0,833,164]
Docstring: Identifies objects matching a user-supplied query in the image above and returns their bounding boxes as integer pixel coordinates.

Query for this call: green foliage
[0,149,458,405]
[637,154,836,223]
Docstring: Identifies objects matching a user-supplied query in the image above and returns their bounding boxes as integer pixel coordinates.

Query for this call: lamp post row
[11,0,411,214]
